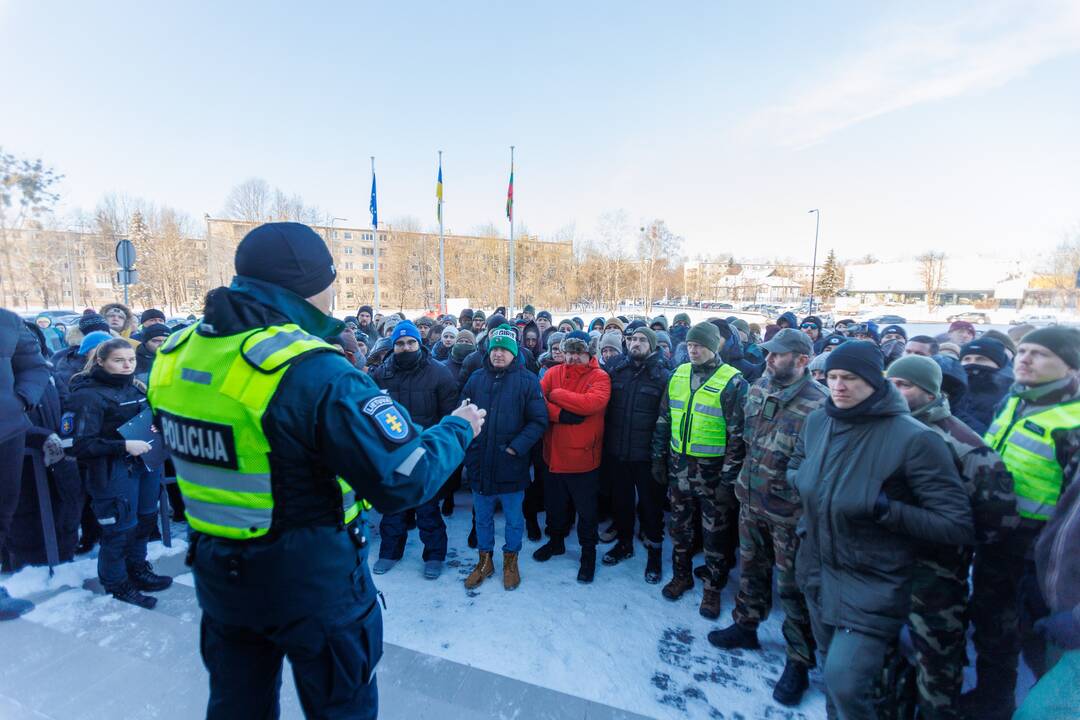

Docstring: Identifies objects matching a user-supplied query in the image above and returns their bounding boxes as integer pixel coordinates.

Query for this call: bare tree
[918,251,947,310]
[636,219,682,315]
[0,149,62,306]
[595,210,635,312]
[224,178,272,222]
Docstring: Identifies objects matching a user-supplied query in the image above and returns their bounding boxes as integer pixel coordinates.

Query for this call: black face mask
[394,349,421,369]
[964,364,998,381]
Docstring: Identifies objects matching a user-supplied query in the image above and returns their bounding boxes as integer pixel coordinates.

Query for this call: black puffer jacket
[604,351,669,462]
[67,367,148,489]
[372,346,457,429]
[789,383,974,639]
[1,308,50,443]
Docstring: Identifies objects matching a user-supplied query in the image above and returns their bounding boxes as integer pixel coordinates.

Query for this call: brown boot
[503,552,520,591]
[699,588,721,619]
[662,550,694,600]
[464,551,494,590]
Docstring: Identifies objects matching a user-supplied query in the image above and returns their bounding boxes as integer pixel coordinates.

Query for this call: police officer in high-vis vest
[148,223,485,720]
[962,326,1080,720]
[651,320,747,621]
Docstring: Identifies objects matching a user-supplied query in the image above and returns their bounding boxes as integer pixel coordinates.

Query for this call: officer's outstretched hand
[452,400,487,439]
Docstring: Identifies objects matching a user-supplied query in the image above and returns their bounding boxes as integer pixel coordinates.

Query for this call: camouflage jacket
[652,356,747,486]
[735,370,828,523]
[913,396,1019,545]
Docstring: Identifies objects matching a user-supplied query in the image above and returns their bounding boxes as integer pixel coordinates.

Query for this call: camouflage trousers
[668,468,739,592]
[908,544,972,717]
[732,506,816,667]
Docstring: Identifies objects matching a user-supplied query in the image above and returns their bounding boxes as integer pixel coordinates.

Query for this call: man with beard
[600,327,669,583]
[707,329,828,706]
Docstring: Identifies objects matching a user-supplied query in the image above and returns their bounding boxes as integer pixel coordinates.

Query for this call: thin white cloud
[751,1,1080,147]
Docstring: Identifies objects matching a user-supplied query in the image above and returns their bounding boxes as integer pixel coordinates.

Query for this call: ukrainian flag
[436,161,443,224]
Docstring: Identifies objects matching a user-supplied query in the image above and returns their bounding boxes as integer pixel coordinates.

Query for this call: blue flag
[369,171,378,229]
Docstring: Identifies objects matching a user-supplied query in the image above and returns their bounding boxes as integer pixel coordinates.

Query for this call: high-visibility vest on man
[148,323,363,538]
[667,362,741,457]
[984,396,1080,521]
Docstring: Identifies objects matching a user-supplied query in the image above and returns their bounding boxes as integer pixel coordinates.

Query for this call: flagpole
[508,145,515,317]
[438,150,446,314]
[371,156,380,311]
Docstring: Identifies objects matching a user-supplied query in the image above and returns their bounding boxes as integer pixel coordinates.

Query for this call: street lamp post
[808,209,820,315]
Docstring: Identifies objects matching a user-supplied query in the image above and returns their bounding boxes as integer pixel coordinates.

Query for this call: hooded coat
[461,352,548,495]
[540,356,611,473]
[789,383,975,639]
[960,364,1013,436]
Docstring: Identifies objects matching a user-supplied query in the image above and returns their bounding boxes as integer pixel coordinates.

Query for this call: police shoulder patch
[60,411,75,437]
[362,394,413,443]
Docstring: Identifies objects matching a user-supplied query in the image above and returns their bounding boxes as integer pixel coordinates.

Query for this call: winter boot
[772,659,810,706]
[662,551,694,600]
[577,546,596,584]
[598,522,618,544]
[372,558,397,575]
[127,562,173,592]
[464,552,494,590]
[707,622,761,650]
[423,560,443,580]
[602,541,634,566]
[108,580,157,610]
[525,514,542,542]
[532,537,566,562]
[503,552,520,591]
[644,546,663,584]
[699,588,722,620]
[0,587,34,620]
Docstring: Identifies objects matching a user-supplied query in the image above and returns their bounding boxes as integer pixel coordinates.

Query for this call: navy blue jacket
[604,351,670,462]
[0,309,50,444]
[51,345,86,405]
[461,353,547,495]
[961,365,1013,436]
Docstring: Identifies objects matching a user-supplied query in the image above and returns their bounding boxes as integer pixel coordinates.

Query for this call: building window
[344,262,354,270]
[362,263,372,270]
[346,291,355,299]
[345,277,355,284]
[344,246,354,255]
[361,247,373,256]
[344,232,352,240]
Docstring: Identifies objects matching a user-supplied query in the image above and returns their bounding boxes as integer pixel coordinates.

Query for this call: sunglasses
[800,323,818,330]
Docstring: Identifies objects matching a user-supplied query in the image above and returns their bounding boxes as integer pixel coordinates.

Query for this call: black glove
[558,410,585,425]
[1035,610,1080,650]
[651,458,668,485]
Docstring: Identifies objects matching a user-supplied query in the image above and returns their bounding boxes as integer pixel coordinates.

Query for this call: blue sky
[2,1,1078,261]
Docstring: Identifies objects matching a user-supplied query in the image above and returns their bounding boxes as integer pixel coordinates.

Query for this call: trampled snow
[369,500,827,720]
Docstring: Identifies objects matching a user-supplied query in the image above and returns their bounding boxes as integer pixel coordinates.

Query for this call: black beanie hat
[824,340,886,389]
[141,323,171,341]
[140,308,166,324]
[78,312,110,336]
[708,318,735,342]
[235,222,336,298]
[357,304,374,316]
[486,313,507,332]
[1020,326,1080,370]
[960,338,1008,369]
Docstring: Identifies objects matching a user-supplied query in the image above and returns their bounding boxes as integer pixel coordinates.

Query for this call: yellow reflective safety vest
[147,323,363,540]
[984,395,1080,521]
[668,363,741,458]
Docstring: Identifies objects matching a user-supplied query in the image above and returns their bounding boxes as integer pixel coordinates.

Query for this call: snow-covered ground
[369,499,828,720]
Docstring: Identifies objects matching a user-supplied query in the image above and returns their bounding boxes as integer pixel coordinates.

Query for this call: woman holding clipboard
[68,338,171,608]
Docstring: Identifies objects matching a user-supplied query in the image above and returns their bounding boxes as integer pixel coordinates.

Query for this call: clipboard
[117,407,167,469]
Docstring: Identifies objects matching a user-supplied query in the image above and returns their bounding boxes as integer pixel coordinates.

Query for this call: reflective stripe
[669,399,686,409]
[1016,496,1055,520]
[172,458,270,495]
[690,443,725,455]
[692,403,725,418]
[1008,433,1057,461]
[181,368,212,385]
[183,496,272,530]
[245,329,320,366]
[394,447,427,476]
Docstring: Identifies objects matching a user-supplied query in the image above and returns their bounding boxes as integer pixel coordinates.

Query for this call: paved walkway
[0,551,652,720]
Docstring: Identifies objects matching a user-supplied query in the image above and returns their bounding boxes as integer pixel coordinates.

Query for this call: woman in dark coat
[68,338,171,608]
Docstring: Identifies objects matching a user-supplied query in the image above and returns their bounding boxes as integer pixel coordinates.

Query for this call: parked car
[947,311,991,324]
[1011,313,1058,326]
[869,314,907,325]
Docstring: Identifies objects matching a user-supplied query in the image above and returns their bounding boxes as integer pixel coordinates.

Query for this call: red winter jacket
[540,357,611,473]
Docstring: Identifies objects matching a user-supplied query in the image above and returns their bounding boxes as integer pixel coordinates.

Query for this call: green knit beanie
[686,322,721,354]
[886,355,942,397]
[630,326,657,351]
[1020,326,1080,370]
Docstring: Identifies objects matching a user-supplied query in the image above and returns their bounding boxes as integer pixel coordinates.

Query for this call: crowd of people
[3,286,1080,719]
